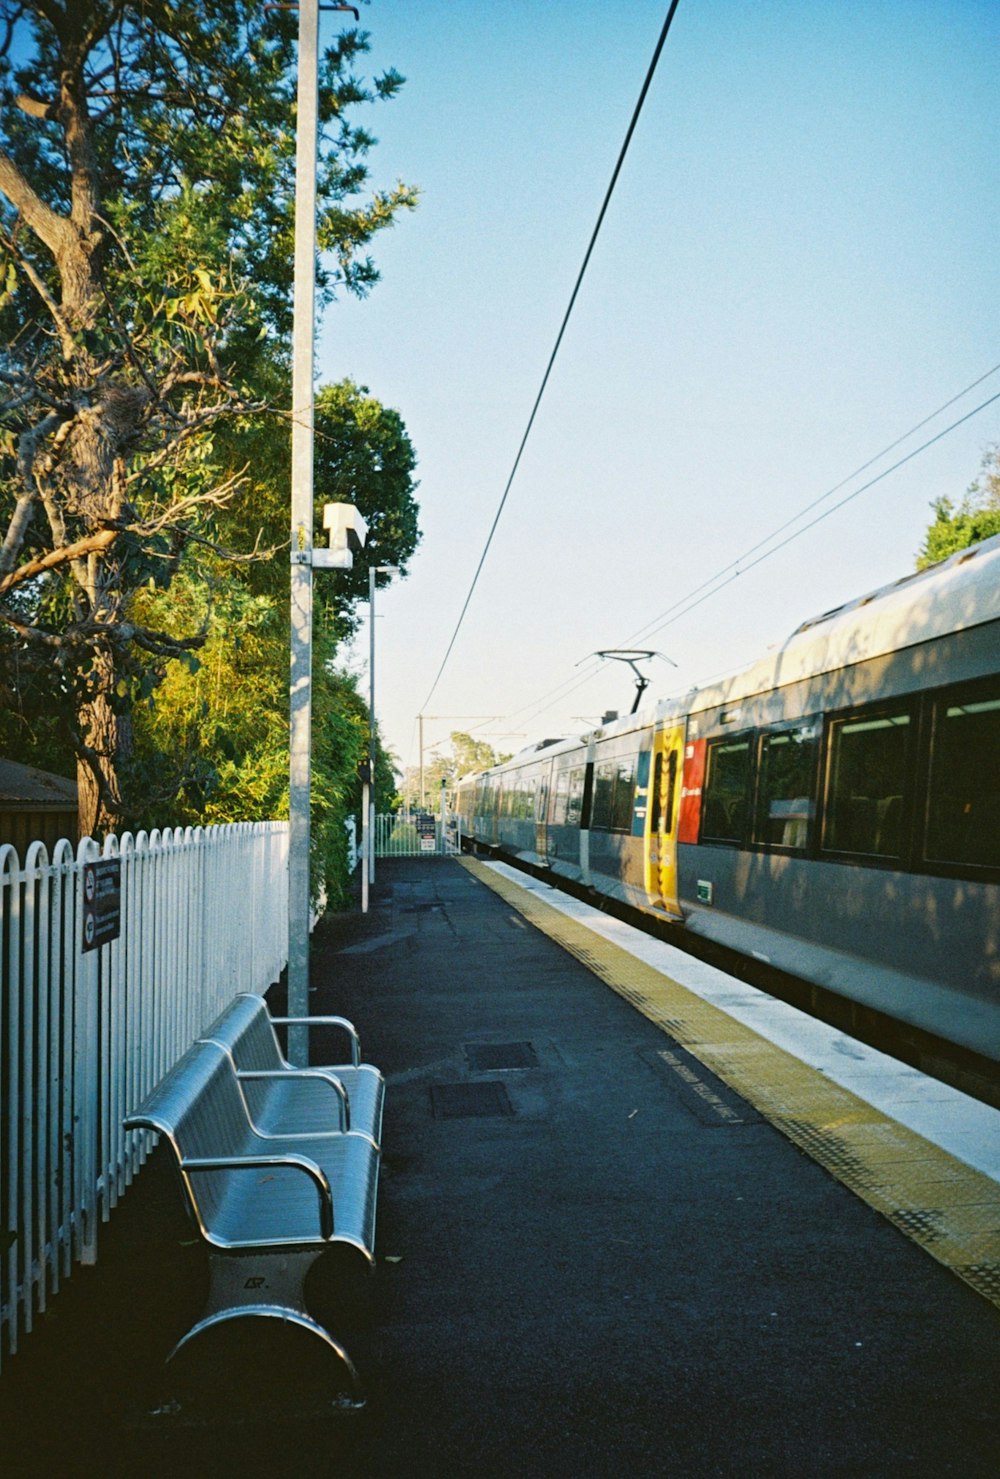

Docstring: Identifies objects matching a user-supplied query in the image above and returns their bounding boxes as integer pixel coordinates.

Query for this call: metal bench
[199,993,384,1148]
[123,1036,380,1402]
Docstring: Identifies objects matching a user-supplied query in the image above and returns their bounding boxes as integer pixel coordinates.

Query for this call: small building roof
[0,758,78,808]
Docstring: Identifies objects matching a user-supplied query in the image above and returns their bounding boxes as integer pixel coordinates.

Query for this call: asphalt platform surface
[3,857,999,1477]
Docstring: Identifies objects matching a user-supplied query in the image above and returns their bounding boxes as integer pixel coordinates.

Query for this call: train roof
[673,532,1000,717]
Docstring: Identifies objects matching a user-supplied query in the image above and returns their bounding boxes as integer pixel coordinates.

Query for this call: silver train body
[456,535,1000,1071]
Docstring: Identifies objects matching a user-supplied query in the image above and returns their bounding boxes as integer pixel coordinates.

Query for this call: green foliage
[121,364,421,903]
[917,446,1000,569]
[127,567,392,909]
[0,2,417,835]
[0,3,417,339]
[213,375,421,638]
[312,381,422,617]
[451,731,511,775]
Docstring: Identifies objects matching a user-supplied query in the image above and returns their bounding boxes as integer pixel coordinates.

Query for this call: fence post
[75,836,100,1265]
[2,844,21,1359]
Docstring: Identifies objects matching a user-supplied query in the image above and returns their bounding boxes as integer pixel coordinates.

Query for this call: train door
[646,725,684,917]
[536,769,550,863]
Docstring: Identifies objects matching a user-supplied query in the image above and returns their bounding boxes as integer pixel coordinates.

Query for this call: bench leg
[167,1249,365,1406]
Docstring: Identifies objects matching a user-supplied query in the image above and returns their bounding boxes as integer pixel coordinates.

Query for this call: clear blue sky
[316,0,1000,777]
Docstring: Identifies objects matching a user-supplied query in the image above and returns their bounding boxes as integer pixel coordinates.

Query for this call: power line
[623,362,1000,649]
[629,387,1000,646]
[417,0,684,716]
[488,366,1000,733]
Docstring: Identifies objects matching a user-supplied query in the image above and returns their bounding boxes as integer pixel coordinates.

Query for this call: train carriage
[456,534,1000,1071]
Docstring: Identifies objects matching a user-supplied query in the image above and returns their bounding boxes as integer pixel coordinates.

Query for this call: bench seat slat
[124,1039,379,1259]
[240,1068,382,1143]
[195,1130,378,1251]
[200,994,384,1147]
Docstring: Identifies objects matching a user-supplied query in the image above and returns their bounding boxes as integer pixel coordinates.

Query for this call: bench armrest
[271,1015,361,1066]
[237,1068,350,1132]
[181,1152,335,1241]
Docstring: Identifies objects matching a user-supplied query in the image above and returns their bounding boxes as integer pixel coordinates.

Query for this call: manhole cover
[464,1041,537,1071]
[430,1082,514,1119]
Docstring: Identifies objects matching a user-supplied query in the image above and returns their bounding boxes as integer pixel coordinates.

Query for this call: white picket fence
[0,821,289,1367]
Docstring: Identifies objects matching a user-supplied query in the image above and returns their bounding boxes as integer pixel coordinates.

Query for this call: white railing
[0,821,289,1368]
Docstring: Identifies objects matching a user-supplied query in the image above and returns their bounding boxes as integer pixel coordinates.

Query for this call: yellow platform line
[461,857,1000,1311]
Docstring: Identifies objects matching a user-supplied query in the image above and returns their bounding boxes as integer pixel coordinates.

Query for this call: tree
[0,1,416,834]
[124,378,420,901]
[451,731,510,776]
[214,376,420,638]
[128,571,390,908]
[917,446,1000,569]
[402,731,512,809]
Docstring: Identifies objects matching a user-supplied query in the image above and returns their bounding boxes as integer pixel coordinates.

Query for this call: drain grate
[430,1081,514,1119]
[464,1041,537,1071]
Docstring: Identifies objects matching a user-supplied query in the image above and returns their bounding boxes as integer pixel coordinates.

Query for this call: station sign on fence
[81,857,121,952]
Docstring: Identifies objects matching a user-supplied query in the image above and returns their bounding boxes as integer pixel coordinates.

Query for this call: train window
[566,768,585,826]
[925,684,1000,869]
[701,736,752,844]
[651,753,664,832]
[580,764,595,829]
[754,724,818,850]
[591,762,616,829]
[610,760,635,833]
[823,709,910,857]
[589,758,636,833]
[550,769,570,825]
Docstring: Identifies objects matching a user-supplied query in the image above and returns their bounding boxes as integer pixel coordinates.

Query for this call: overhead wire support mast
[418,0,684,716]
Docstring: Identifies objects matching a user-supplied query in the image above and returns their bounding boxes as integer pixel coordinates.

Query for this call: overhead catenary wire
[496,368,1000,735]
[627,388,1000,647]
[417,0,684,717]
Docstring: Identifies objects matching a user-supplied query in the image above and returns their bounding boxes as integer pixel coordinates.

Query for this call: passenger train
[456,535,1000,1078]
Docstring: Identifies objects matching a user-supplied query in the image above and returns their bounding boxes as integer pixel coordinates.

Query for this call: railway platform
[2,856,999,1477]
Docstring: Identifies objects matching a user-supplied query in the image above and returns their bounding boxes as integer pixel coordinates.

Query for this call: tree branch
[0,149,74,262]
[0,601,63,646]
[15,91,57,120]
[72,732,127,820]
[0,408,73,577]
[0,527,118,597]
[1,225,78,357]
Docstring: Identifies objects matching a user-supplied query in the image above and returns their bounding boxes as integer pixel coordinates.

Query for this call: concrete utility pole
[287,0,320,1068]
[287,0,367,1062]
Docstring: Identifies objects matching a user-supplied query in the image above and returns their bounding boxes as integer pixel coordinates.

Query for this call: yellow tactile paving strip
[461,858,1000,1311]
